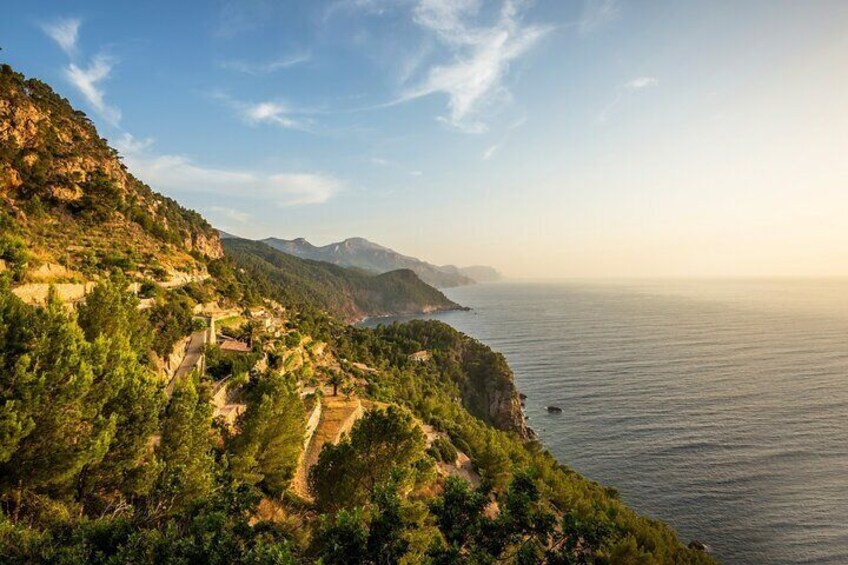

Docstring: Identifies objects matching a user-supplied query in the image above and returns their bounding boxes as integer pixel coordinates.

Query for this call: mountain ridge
[261,235,501,288]
[222,237,464,323]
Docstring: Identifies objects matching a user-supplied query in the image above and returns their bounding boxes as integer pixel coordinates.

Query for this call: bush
[430,437,458,463]
[0,233,30,280]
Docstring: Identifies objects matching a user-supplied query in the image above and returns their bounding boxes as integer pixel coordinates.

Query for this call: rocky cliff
[0,64,221,282]
[459,344,528,437]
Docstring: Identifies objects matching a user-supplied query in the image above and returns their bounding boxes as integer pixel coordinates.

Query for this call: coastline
[350,302,469,326]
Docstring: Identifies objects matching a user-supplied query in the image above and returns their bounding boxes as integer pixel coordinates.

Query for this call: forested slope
[223,237,462,322]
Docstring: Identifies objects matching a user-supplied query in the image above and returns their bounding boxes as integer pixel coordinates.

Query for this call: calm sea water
[362,280,848,564]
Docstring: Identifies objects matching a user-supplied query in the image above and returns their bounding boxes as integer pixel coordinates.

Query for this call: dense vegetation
[222,238,461,322]
[0,272,715,563]
[0,279,302,563]
[0,63,715,564]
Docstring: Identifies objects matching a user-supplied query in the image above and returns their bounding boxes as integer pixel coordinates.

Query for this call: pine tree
[154,375,215,513]
[76,275,153,358]
[228,372,305,497]
[0,288,117,495]
[309,406,426,512]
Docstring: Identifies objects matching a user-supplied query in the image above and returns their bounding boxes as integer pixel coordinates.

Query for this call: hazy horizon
[3,0,846,278]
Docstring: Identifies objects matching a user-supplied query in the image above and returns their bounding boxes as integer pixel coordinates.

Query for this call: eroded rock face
[0,65,224,261]
[0,100,45,147]
[0,165,22,192]
[458,342,530,439]
[186,231,224,259]
[486,386,528,438]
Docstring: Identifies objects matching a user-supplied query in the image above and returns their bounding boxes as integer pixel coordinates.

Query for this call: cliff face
[482,378,527,437]
[460,345,528,437]
[0,64,221,280]
[187,231,224,260]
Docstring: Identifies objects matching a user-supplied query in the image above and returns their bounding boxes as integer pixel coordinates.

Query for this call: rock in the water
[688,540,710,552]
[546,406,563,413]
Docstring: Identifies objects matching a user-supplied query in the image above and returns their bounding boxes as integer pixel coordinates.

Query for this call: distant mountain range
[259,236,501,288]
[222,238,462,323]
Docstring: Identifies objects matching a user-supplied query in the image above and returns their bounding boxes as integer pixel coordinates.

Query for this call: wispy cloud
[401,0,551,132]
[214,0,274,38]
[598,76,659,124]
[115,134,342,206]
[579,0,620,34]
[323,0,409,22]
[243,101,301,129]
[41,18,122,126]
[482,115,526,160]
[481,145,497,160]
[370,156,424,177]
[625,76,658,90]
[65,55,122,125]
[41,17,81,56]
[218,52,311,74]
[208,206,252,224]
[212,93,310,131]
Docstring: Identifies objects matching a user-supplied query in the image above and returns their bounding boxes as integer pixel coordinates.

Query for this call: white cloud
[213,93,309,131]
[579,0,619,34]
[115,133,342,206]
[41,17,122,126]
[219,53,311,74]
[41,17,81,56]
[208,206,252,223]
[115,133,154,154]
[402,0,550,132]
[625,76,658,90]
[64,55,122,125]
[243,101,301,129]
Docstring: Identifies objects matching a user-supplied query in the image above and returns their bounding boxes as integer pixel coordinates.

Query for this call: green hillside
[223,237,462,322]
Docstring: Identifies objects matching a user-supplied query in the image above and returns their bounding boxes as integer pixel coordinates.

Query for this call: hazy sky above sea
[2,1,847,278]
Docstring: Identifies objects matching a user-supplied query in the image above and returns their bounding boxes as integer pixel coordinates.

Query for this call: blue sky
[2,1,847,277]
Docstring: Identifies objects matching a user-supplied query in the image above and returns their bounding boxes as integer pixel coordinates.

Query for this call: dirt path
[290,392,363,499]
[165,329,207,396]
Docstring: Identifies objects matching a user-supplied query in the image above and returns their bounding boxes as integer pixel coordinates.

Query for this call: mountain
[262,236,500,288]
[437,263,503,283]
[0,64,221,283]
[223,237,463,322]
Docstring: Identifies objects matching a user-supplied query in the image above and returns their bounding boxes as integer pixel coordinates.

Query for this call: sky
[2,0,847,278]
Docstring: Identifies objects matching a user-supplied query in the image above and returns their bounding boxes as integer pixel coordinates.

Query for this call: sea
[361,279,848,564]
